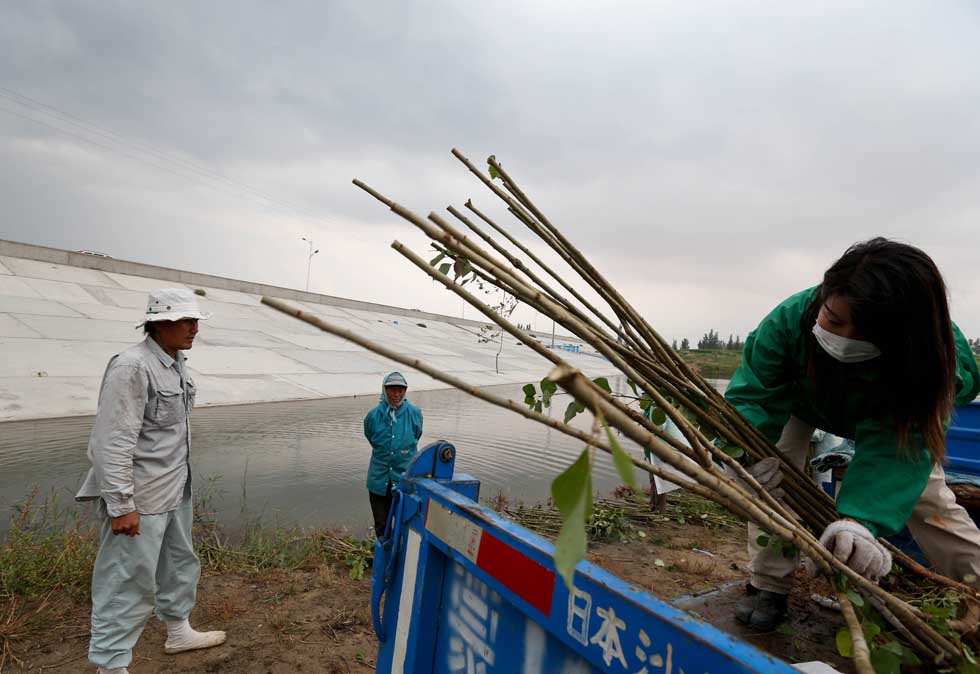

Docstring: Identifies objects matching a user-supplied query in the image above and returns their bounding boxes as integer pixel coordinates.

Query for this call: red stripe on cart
[475,530,555,616]
[425,501,555,616]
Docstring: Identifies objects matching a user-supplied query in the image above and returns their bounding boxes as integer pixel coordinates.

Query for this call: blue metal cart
[948,402,980,478]
[370,441,800,674]
[372,401,980,673]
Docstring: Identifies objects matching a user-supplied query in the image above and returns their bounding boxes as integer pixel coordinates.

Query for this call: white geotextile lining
[0,255,605,420]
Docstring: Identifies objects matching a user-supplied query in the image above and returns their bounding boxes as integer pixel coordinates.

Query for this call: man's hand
[111,512,141,536]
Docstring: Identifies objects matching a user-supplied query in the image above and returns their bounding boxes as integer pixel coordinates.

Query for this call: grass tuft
[676,349,742,379]
[0,487,98,602]
[0,481,375,649]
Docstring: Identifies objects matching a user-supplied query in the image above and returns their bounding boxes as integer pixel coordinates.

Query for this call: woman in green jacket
[726,237,980,629]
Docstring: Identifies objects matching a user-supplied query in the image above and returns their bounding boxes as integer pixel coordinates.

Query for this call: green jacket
[725,287,980,537]
[363,392,424,496]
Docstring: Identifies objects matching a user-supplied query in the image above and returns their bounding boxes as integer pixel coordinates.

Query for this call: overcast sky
[2,1,979,343]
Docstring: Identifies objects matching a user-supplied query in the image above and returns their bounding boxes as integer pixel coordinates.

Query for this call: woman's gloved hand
[818,519,892,581]
[733,456,785,500]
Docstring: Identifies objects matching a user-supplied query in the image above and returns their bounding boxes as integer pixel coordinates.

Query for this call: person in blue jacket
[363,372,424,537]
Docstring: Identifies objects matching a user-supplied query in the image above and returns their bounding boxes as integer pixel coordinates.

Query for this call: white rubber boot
[163,618,227,654]
[97,668,130,674]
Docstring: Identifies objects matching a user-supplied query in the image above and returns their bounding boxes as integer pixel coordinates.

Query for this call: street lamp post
[301,237,319,292]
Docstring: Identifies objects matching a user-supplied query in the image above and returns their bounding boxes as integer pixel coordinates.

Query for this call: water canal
[3,380,732,535]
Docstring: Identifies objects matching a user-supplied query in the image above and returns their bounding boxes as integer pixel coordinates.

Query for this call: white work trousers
[748,416,980,593]
[88,489,200,669]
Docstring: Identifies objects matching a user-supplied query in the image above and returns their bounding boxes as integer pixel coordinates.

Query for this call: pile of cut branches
[263,150,980,673]
[504,492,739,541]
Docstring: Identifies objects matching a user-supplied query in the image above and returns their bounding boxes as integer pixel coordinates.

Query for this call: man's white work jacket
[76,336,196,517]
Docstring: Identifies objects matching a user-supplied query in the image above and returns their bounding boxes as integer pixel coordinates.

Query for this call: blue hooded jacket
[363,372,424,495]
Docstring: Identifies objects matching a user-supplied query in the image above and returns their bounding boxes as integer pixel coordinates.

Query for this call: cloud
[1,0,979,342]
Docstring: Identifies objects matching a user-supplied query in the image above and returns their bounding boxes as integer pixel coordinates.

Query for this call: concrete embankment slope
[0,239,610,422]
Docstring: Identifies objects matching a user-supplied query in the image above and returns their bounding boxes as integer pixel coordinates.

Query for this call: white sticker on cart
[425,500,484,563]
[391,528,422,674]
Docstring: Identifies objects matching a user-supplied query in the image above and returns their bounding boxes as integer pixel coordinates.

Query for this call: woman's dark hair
[803,237,956,463]
[143,322,156,336]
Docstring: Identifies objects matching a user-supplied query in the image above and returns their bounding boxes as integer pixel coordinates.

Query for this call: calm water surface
[1,380,686,535]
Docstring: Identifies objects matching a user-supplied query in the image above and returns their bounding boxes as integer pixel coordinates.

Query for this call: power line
[0,86,329,221]
[0,103,214,184]
[0,86,343,229]
[0,100,311,221]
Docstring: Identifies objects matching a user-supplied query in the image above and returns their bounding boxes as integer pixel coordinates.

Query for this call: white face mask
[812,321,881,363]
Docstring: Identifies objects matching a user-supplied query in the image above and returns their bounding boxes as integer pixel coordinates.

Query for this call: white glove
[733,457,785,500]
[819,519,892,582]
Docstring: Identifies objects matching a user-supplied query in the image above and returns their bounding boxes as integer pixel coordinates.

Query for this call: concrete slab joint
[0,238,604,422]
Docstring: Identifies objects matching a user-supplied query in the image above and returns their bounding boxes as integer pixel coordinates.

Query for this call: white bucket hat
[135,288,212,328]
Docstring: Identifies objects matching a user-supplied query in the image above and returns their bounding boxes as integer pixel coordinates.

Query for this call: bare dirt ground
[9,498,851,674]
[13,563,377,674]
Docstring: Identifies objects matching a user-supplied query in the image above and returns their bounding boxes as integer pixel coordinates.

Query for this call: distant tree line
[670,335,980,354]
[671,330,743,351]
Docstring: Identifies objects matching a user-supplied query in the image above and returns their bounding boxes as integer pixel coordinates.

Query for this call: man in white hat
[76,288,225,674]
